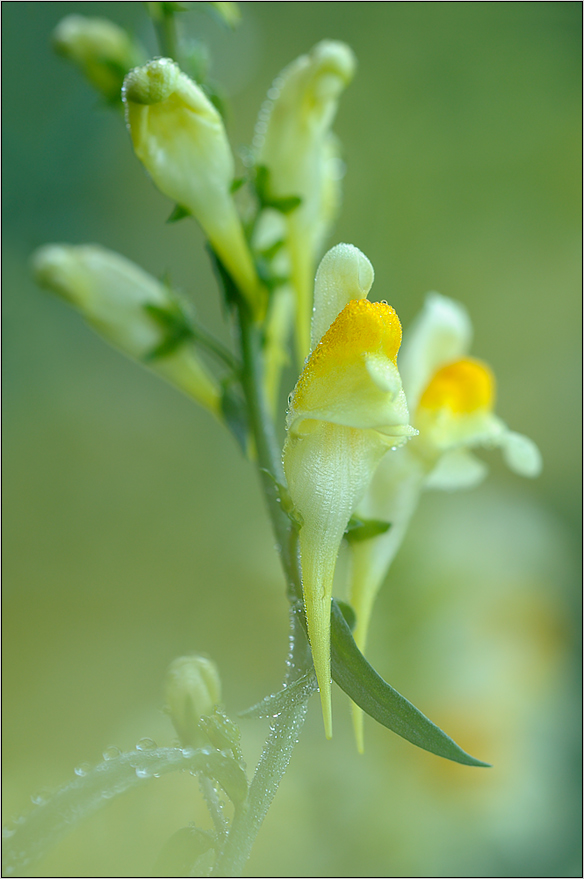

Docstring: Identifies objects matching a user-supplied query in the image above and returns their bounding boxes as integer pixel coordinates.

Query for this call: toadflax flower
[348,292,542,750]
[32,243,221,415]
[123,59,264,315]
[283,243,417,737]
[255,41,356,362]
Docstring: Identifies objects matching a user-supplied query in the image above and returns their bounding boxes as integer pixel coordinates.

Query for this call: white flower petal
[424,448,489,490]
[500,430,543,477]
[284,421,390,737]
[400,292,472,411]
[311,243,374,352]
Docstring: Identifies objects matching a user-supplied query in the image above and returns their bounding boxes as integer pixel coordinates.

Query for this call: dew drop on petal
[135,737,157,751]
[102,746,121,761]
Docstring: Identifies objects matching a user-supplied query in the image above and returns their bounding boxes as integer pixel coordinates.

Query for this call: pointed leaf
[345,516,392,543]
[143,301,195,360]
[253,164,302,214]
[230,176,246,194]
[221,381,248,451]
[330,600,490,767]
[334,599,357,631]
[167,203,192,223]
[2,747,248,876]
[237,672,317,719]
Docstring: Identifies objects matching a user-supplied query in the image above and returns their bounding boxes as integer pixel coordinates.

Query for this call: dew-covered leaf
[2,747,248,876]
[330,600,490,767]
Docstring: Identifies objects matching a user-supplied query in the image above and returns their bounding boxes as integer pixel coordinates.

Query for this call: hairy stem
[208,305,313,876]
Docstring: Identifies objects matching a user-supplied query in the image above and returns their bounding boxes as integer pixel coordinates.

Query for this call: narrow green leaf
[143,302,194,360]
[200,709,243,760]
[2,747,248,876]
[230,176,246,194]
[206,244,243,312]
[330,600,490,767]
[268,194,302,214]
[345,515,392,543]
[237,672,317,719]
[221,381,248,452]
[167,204,192,223]
[253,164,302,214]
[258,469,303,527]
[334,599,357,632]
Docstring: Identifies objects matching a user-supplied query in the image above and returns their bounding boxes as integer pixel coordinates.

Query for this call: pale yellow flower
[123,59,264,315]
[283,244,416,737]
[52,14,142,102]
[32,243,221,415]
[255,41,356,361]
[349,292,542,750]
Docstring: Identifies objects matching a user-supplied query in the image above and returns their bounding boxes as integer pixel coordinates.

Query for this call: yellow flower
[255,41,356,362]
[32,243,221,415]
[348,292,542,750]
[123,59,264,316]
[401,293,542,479]
[283,244,416,737]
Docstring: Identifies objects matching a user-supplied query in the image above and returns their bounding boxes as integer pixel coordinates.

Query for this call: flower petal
[424,448,489,490]
[311,243,374,352]
[290,299,414,441]
[500,430,542,477]
[283,421,391,736]
[400,292,472,411]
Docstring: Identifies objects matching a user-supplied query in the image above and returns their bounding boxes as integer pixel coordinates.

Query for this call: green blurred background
[3,2,581,876]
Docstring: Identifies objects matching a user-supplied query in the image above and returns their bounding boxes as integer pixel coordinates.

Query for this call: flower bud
[123,60,264,315]
[208,2,241,28]
[52,15,143,103]
[32,244,221,415]
[164,655,222,746]
[255,41,356,360]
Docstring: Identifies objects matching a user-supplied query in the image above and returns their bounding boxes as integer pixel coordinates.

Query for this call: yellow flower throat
[419,357,495,414]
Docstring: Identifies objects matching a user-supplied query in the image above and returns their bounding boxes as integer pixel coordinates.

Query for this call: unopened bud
[256,40,356,359]
[208,2,241,28]
[53,15,143,103]
[123,60,264,316]
[32,244,221,415]
[164,655,222,747]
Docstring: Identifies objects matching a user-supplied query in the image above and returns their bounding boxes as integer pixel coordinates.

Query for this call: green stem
[211,682,309,877]
[208,304,312,876]
[192,324,239,372]
[154,9,180,63]
[199,776,229,839]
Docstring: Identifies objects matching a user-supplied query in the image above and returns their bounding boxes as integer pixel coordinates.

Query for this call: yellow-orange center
[308,298,401,371]
[293,299,402,409]
[418,357,495,414]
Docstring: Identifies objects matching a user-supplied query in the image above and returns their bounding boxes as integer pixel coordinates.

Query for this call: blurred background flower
[3,3,581,876]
